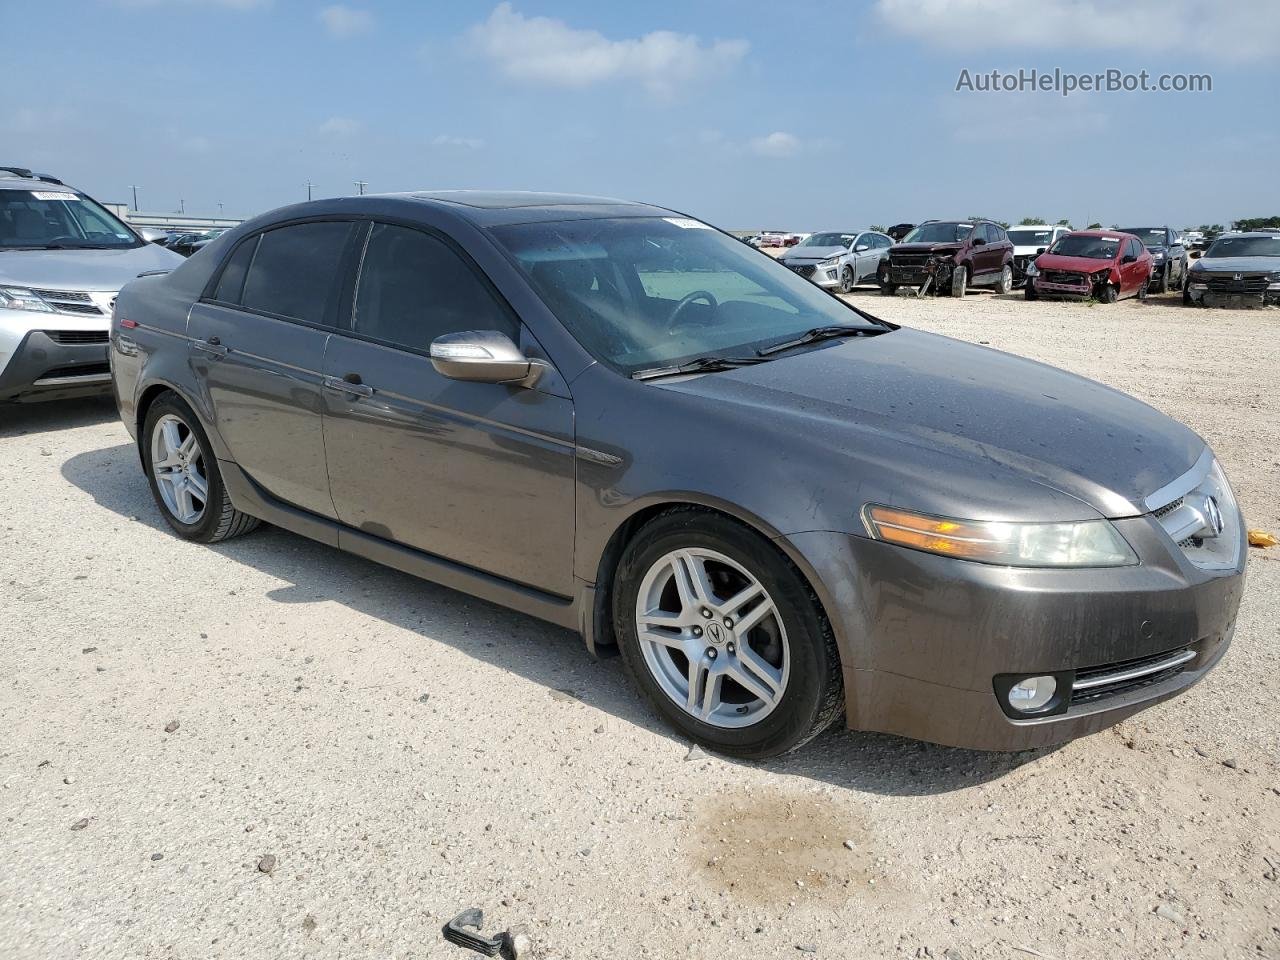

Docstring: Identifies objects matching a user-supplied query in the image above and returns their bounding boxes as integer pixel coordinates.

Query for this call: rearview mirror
[430,330,545,387]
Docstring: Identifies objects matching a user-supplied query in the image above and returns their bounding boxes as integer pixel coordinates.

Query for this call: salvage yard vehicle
[880,219,1014,297]
[111,191,1245,758]
[1117,225,1187,293]
[778,230,893,292]
[1183,230,1280,307]
[1007,224,1070,286]
[0,166,183,402]
[1024,230,1152,302]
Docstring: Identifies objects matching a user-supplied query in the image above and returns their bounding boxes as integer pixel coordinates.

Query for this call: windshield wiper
[631,355,770,381]
[756,324,885,357]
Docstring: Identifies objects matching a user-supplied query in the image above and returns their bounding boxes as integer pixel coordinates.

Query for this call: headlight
[1152,251,1165,260]
[0,286,55,313]
[863,505,1138,567]
[1025,262,1039,277]
[819,256,841,267]
[1090,268,1111,281]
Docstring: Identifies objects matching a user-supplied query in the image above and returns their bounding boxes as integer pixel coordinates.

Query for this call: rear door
[187,220,360,518]
[320,221,576,597]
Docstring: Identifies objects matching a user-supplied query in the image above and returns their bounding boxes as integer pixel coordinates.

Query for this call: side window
[1126,238,1140,259]
[211,235,258,304]
[240,221,355,324]
[976,224,992,243]
[992,225,1007,244]
[353,223,517,354]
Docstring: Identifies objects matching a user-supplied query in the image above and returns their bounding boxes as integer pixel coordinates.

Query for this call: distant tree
[1018,216,1045,225]
[1087,222,1103,229]
[1199,223,1226,240]
[1233,216,1280,231]
[870,224,887,233]
[1056,218,1072,227]
[995,220,1010,229]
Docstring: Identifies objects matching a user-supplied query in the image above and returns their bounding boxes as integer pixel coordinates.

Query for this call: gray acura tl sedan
[109,192,1246,758]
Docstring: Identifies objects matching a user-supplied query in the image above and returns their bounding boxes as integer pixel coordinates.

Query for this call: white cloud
[467,3,748,94]
[432,134,485,150]
[875,0,1280,62]
[749,131,803,158]
[318,116,361,137]
[318,4,373,38]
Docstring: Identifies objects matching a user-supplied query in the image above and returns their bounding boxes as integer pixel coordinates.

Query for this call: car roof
[405,190,677,226]
[1215,230,1280,239]
[1009,224,1060,229]
[0,175,78,193]
[1068,229,1135,238]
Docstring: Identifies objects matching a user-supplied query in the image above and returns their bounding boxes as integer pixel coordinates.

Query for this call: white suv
[1007,224,1070,287]
[1,167,183,402]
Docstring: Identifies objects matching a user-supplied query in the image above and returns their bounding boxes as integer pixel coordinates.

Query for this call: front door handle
[323,374,373,398]
[194,336,228,358]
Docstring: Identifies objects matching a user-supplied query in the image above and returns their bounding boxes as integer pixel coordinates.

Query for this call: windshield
[1007,228,1054,246]
[1049,234,1121,259]
[0,188,141,249]
[491,217,885,376]
[798,232,857,248]
[903,222,971,244]
[1117,227,1166,248]
[1204,235,1280,258]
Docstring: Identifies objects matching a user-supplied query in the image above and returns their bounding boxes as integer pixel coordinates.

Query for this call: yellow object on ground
[1248,529,1280,548]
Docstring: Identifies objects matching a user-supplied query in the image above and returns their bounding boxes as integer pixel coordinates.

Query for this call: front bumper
[785,514,1245,751]
[0,328,112,402]
[1185,284,1280,308]
[1031,275,1097,299]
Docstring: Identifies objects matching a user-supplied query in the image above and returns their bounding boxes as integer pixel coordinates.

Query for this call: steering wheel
[665,290,719,334]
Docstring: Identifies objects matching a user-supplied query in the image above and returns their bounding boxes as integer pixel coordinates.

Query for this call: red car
[1025,230,1153,302]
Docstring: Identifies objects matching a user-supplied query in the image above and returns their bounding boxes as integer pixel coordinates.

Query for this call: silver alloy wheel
[151,413,208,524]
[634,548,790,729]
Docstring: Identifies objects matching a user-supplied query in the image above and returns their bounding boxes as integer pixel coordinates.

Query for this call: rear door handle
[194,336,228,358]
[323,374,373,398]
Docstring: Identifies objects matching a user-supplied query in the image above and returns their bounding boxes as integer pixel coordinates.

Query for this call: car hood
[890,242,962,256]
[0,244,184,292]
[662,328,1203,521]
[1192,256,1280,274]
[781,246,848,263]
[1035,253,1116,273]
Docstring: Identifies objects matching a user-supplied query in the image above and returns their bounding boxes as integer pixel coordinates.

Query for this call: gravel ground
[1,289,1278,960]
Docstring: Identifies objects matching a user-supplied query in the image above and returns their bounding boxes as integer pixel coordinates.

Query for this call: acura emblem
[1203,495,1224,538]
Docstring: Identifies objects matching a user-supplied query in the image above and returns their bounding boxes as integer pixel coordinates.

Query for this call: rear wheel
[950,264,968,298]
[613,510,842,759]
[995,263,1013,295]
[143,393,259,543]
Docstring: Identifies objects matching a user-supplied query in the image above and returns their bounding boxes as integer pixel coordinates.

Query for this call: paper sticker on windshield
[31,191,79,201]
[663,217,711,229]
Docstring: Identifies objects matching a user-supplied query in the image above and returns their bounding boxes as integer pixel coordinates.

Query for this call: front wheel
[1099,283,1119,304]
[1156,266,1170,294]
[1024,282,1039,301]
[143,393,260,543]
[950,264,968,298]
[613,511,843,759]
[839,266,857,294]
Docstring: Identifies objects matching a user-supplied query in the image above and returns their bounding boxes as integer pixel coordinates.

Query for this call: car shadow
[61,441,1053,797]
[0,396,118,438]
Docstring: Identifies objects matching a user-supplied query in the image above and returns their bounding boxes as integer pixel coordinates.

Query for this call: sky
[9,0,1280,230]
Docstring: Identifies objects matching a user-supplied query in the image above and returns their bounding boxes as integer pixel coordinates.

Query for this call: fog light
[1007,675,1057,711]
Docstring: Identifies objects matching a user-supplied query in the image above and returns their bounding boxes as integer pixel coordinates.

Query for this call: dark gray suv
[110,192,1245,757]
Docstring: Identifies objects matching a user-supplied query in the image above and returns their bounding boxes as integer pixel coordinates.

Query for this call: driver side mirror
[972,237,986,246]
[854,243,870,252]
[430,330,545,387]
[1121,254,1137,264]
[1190,249,1202,259]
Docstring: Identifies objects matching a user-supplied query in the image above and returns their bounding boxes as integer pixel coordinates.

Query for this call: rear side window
[240,221,355,324]
[352,223,517,354]
[212,236,258,304]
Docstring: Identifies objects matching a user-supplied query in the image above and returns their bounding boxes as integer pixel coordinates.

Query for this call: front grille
[1071,646,1195,706]
[44,330,110,345]
[789,265,815,279]
[1041,269,1088,286]
[891,254,930,268]
[36,362,111,381]
[31,289,105,316]
[1203,274,1269,293]
[1151,496,1182,520]
[1013,255,1033,271]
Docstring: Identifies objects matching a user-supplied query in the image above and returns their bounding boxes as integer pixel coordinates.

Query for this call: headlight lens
[863,505,1138,567]
[819,255,841,267]
[1025,262,1039,277]
[0,286,55,313]
[1091,268,1111,281]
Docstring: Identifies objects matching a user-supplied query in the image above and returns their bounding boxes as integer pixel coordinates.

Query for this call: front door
[187,220,360,518]
[320,221,576,598]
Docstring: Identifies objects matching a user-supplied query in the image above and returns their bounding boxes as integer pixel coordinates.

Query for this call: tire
[142,392,260,544]
[612,509,843,759]
[1137,280,1148,301]
[839,266,856,294]
[879,280,898,296]
[1157,265,1170,294]
[950,264,968,299]
[995,263,1013,295]
[1183,285,1193,306]
[1099,283,1119,304]
[1024,282,1038,301]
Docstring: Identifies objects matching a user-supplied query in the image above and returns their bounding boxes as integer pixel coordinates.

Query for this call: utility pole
[217,202,224,214]
[129,185,140,210]
[306,181,316,201]
[179,198,186,214]
[354,180,368,196]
